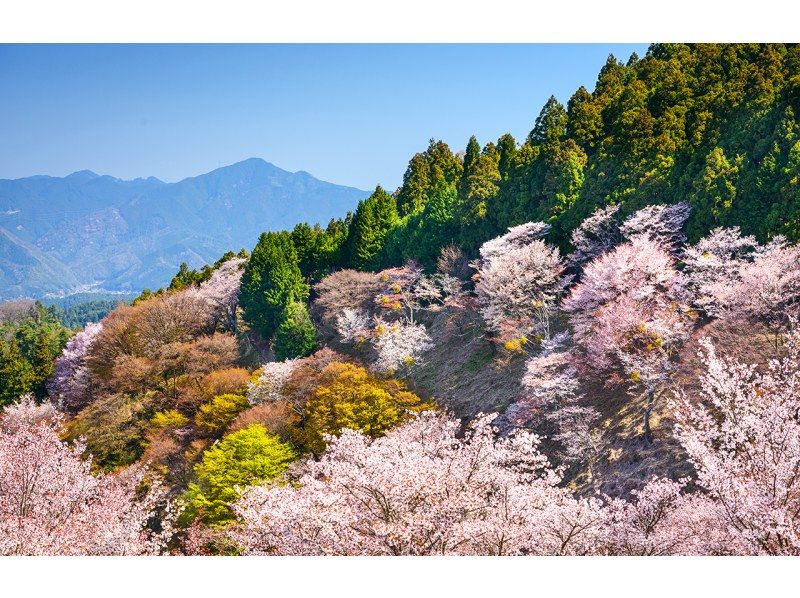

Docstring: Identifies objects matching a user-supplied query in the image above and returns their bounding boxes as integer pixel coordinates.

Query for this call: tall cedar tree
[273,300,318,360]
[396,139,463,216]
[346,186,399,270]
[457,137,501,245]
[239,231,309,340]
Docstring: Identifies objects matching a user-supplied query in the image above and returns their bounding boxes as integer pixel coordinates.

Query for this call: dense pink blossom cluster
[682,227,800,330]
[619,201,692,250]
[47,321,103,413]
[0,396,168,555]
[563,234,691,437]
[478,221,551,262]
[231,411,607,555]
[475,222,568,340]
[188,257,246,332]
[672,328,800,554]
[567,203,622,267]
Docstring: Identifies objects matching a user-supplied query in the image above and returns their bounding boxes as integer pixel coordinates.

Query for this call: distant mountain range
[0,158,369,300]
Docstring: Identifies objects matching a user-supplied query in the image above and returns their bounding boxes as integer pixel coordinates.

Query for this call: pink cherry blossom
[230,411,606,555]
[0,395,170,555]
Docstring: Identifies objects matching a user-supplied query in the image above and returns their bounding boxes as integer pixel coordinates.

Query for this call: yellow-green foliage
[182,424,296,525]
[503,336,528,354]
[150,409,189,430]
[195,393,249,436]
[304,362,434,453]
[63,392,156,471]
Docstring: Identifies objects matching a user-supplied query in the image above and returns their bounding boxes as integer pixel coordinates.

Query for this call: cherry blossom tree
[188,257,246,333]
[335,308,371,344]
[475,225,568,343]
[671,329,800,554]
[47,321,103,413]
[246,358,300,405]
[603,478,727,555]
[230,411,606,555]
[374,261,459,322]
[371,318,434,373]
[563,236,691,440]
[516,333,601,473]
[682,230,800,343]
[0,395,169,555]
[681,226,760,318]
[333,263,442,374]
[546,397,602,473]
[335,310,434,375]
[567,203,622,267]
[312,269,383,338]
[619,201,691,251]
[519,333,579,417]
[729,240,800,341]
[478,221,551,262]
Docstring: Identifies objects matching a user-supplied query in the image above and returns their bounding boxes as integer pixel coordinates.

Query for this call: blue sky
[0,44,647,190]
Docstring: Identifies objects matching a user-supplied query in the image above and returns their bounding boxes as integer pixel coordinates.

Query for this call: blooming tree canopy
[47,321,103,413]
[0,395,168,555]
[516,332,601,470]
[564,235,691,438]
[478,221,551,262]
[681,226,760,317]
[333,262,440,374]
[620,201,692,251]
[672,328,800,554]
[475,227,567,342]
[567,203,622,267]
[230,411,606,555]
[246,358,300,405]
[188,257,246,333]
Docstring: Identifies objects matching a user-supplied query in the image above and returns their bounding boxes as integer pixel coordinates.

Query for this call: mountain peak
[236,157,271,167]
[66,170,100,182]
[0,159,370,300]
[184,158,282,184]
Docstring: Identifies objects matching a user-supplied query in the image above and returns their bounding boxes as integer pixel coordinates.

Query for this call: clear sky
[0,44,647,190]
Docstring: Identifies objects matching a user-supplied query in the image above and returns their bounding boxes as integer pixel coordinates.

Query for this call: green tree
[183,424,296,525]
[346,186,399,270]
[396,139,462,216]
[689,147,742,239]
[0,339,35,406]
[321,215,351,271]
[195,393,249,436]
[30,332,55,398]
[567,86,602,150]
[528,95,568,146]
[457,140,501,245]
[273,300,318,360]
[291,222,323,279]
[0,302,70,404]
[461,135,481,189]
[240,231,309,340]
[382,183,459,268]
[168,262,202,291]
[497,133,517,180]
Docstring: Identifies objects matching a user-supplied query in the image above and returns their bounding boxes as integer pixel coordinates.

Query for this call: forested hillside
[2,43,800,556]
[267,43,799,277]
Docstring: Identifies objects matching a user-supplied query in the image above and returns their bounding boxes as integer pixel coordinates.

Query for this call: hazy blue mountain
[0,158,368,299]
[0,226,82,298]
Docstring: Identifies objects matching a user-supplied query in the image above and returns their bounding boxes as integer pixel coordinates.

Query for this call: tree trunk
[643,389,654,443]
